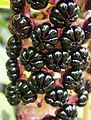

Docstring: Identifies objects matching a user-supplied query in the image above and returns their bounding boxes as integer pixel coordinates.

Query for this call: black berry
[6,59,20,81]
[5,82,21,105]
[45,87,68,107]
[10,0,26,14]
[71,47,88,70]
[28,71,55,94]
[30,22,58,51]
[59,26,85,51]
[45,49,71,72]
[15,80,37,104]
[50,0,79,28]
[62,69,84,91]
[6,36,22,58]
[9,14,32,39]
[56,104,78,120]
[30,0,49,10]
[20,47,44,72]
[76,90,88,107]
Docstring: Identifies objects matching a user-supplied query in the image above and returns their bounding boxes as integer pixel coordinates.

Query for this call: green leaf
[0,0,10,9]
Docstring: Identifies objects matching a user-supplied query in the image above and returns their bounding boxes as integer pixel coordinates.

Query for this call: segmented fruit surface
[5,0,90,118]
[28,71,55,94]
[30,0,49,10]
[30,23,58,51]
[62,69,84,91]
[45,49,71,72]
[10,0,26,13]
[6,59,20,81]
[45,87,68,107]
[5,82,21,105]
[15,80,37,104]
[76,90,88,107]
[59,26,85,51]
[50,0,79,28]
[56,104,78,120]
[20,47,44,72]
[6,36,22,59]
[9,14,32,39]
[71,47,88,70]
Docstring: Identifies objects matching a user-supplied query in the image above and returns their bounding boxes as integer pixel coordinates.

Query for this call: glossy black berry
[62,69,84,91]
[71,47,88,70]
[15,80,37,104]
[30,22,58,51]
[50,0,79,28]
[76,90,88,107]
[45,49,71,72]
[28,71,55,94]
[56,104,77,120]
[83,17,91,40]
[59,26,85,51]
[10,0,26,14]
[45,87,68,107]
[42,115,56,120]
[85,80,91,93]
[5,82,21,105]
[6,36,22,58]
[22,89,37,104]
[6,59,20,81]
[20,47,44,72]
[9,14,32,39]
[75,85,85,95]
[30,0,49,10]
[15,80,29,94]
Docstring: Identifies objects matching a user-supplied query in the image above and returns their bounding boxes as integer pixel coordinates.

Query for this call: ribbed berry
[50,0,79,28]
[83,17,91,40]
[30,0,49,10]
[6,36,22,58]
[56,104,78,120]
[75,85,85,95]
[76,90,88,107]
[59,26,85,51]
[28,71,55,94]
[30,22,58,51]
[5,82,21,105]
[10,0,26,14]
[45,49,71,72]
[9,14,32,39]
[6,59,20,81]
[20,47,44,72]
[42,115,56,120]
[15,80,37,104]
[45,87,68,107]
[85,80,91,93]
[71,47,88,70]
[62,69,84,91]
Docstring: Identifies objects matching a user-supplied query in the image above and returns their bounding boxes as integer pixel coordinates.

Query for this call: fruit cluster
[5,0,91,120]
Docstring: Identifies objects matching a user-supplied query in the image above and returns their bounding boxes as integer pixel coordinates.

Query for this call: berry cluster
[5,0,91,120]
